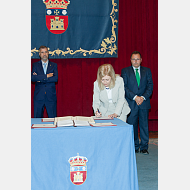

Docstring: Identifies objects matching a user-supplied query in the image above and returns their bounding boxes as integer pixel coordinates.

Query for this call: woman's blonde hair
[97,64,117,90]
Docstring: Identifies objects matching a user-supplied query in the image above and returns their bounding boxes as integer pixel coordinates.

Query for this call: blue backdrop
[31,0,119,58]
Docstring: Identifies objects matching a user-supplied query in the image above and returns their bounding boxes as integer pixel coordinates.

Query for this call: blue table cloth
[31,118,139,190]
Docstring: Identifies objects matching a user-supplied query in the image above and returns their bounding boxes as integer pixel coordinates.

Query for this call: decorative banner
[31,0,119,58]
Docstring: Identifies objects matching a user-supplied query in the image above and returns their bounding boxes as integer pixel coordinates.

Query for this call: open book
[31,124,56,128]
[54,116,95,125]
[90,122,117,127]
[91,116,113,120]
[57,119,90,127]
[41,118,55,122]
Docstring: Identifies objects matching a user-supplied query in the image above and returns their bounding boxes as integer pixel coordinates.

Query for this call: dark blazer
[31,60,58,102]
[121,66,153,110]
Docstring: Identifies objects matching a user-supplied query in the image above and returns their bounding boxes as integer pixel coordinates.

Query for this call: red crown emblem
[68,153,88,167]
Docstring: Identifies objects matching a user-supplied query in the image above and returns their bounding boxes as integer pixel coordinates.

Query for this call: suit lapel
[39,61,44,74]
[130,66,138,87]
[111,79,118,101]
[46,61,52,74]
[101,88,109,103]
[139,66,145,87]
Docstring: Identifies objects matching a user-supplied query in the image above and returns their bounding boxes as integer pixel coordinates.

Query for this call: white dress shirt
[132,66,140,77]
[105,87,113,103]
[132,66,146,101]
[42,60,49,74]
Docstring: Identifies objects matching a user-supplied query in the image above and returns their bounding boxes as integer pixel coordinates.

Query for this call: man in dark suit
[31,46,58,118]
[121,51,153,154]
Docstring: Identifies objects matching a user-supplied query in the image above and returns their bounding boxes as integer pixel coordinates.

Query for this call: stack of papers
[74,120,90,126]
[41,118,55,122]
[91,116,113,120]
[31,124,56,128]
[32,116,117,128]
[90,122,117,127]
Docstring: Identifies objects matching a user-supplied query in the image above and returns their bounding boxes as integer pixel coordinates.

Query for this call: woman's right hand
[95,111,102,118]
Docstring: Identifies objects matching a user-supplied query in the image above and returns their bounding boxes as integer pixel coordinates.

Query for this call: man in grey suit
[121,51,153,154]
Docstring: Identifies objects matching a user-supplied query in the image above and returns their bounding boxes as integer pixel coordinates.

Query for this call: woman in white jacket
[93,64,130,122]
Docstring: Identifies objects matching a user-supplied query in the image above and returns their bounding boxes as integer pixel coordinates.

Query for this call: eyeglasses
[131,59,141,61]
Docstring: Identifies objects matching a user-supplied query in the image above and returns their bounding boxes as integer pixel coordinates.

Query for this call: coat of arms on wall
[43,0,70,34]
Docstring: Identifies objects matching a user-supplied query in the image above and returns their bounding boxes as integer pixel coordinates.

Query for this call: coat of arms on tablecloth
[43,0,70,34]
[68,153,88,185]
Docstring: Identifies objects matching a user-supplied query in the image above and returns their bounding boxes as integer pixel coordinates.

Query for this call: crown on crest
[68,153,88,167]
[43,0,70,9]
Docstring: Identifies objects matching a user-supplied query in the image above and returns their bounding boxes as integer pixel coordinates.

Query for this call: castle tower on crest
[50,17,65,30]
[73,172,83,182]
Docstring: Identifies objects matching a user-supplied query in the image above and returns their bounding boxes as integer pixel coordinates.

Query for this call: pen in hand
[96,108,102,117]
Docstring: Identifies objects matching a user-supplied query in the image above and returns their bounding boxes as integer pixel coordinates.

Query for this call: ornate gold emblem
[44,0,70,9]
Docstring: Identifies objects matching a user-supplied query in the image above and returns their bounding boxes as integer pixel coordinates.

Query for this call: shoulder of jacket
[115,76,124,86]
[33,61,41,65]
[141,66,150,70]
[122,66,132,71]
[49,61,57,65]
[141,66,152,74]
[122,66,128,70]
[94,80,98,86]
[116,76,122,81]
[94,80,101,91]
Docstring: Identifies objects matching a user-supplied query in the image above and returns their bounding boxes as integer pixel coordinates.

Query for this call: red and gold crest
[43,0,70,34]
[68,153,88,185]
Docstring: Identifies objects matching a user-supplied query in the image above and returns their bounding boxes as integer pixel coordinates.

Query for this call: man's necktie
[135,69,140,86]
[43,63,47,74]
